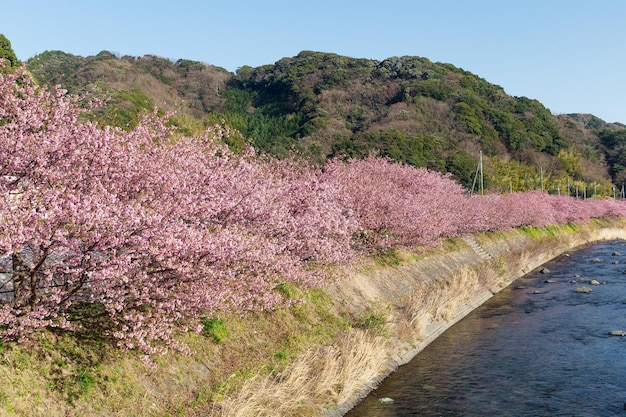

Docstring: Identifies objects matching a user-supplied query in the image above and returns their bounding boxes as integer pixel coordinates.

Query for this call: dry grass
[404,266,482,338]
[0,287,351,417]
[216,331,389,417]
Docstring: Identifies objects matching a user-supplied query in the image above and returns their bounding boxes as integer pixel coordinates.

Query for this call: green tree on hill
[0,34,19,71]
[598,128,626,184]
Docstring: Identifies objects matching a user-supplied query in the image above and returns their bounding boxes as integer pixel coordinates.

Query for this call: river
[345,240,626,417]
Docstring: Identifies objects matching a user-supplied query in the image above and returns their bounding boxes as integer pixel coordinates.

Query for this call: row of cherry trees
[1,67,624,358]
[325,157,626,248]
[0,68,357,358]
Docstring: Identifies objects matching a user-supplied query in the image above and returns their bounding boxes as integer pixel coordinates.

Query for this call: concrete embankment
[324,222,626,416]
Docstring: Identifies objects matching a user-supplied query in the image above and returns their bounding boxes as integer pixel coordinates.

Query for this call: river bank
[322,219,626,416]
[206,219,626,416]
[345,238,626,416]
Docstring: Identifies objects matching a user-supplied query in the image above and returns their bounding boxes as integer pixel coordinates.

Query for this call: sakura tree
[323,156,468,248]
[0,67,355,358]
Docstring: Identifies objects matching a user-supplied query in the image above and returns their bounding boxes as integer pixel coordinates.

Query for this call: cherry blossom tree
[323,156,468,248]
[0,67,355,358]
[324,156,626,248]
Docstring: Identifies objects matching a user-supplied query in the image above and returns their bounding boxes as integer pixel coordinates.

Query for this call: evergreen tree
[0,34,19,70]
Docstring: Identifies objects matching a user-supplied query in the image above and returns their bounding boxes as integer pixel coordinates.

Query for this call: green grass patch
[74,367,97,397]
[372,247,402,266]
[521,223,586,240]
[473,230,509,245]
[520,225,552,240]
[201,317,228,343]
[565,222,583,232]
[274,282,303,300]
[353,305,389,336]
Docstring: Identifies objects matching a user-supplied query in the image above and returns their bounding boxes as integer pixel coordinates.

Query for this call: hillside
[25,49,626,193]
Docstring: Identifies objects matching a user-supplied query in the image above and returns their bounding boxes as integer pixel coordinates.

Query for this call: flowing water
[346,240,626,417]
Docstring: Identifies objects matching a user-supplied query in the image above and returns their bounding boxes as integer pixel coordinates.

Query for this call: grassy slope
[0,218,623,416]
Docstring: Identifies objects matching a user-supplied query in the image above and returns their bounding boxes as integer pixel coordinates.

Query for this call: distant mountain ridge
[25,49,626,193]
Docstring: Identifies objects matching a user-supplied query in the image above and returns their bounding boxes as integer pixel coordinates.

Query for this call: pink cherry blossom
[0,67,355,356]
[1,65,625,359]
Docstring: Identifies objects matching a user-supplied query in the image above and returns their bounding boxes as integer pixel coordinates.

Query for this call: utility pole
[479,151,484,195]
[471,150,484,196]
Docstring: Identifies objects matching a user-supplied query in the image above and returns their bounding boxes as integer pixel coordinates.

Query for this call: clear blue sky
[3,0,625,123]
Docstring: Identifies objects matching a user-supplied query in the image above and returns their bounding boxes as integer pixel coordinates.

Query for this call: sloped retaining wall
[325,224,626,416]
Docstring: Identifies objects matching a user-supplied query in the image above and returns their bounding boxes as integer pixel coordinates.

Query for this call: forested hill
[25,49,626,193]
